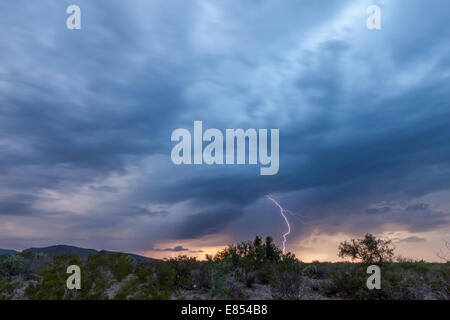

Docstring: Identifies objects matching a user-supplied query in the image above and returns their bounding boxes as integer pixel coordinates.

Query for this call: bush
[0,255,26,277]
[191,262,210,289]
[134,260,154,283]
[270,263,302,300]
[26,265,66,300]
[255,263,274,284]
[155,262,176,290]
[338,233,394,265]
[150,262,176,299]
[114,276,141,300]
[0,254,26,276]
[321,264,368,298]
[214,236,283,273]
[167,256,197,289]
[207,258,232,299]
[302,264,319,277]
[0,280,18,299]
[108,254,134,282]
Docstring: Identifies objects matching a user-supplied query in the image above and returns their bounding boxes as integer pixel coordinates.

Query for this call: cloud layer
[0,0,449,258]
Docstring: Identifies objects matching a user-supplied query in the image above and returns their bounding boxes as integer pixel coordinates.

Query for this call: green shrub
[270,262,302,300]
[0,280,18,299]
[0,255,26,277]
[321,264,367,298]
[155,262,176,290]
[109,254,134,282]
[191,263,210,289]
[26,265,66,299]
[167,255,197,289]
[207,258,232,299]
[134,260,154,283]
[255,263,274,284]
[114,276,141,300]
[302,264,319,277]
[320,264,415,300]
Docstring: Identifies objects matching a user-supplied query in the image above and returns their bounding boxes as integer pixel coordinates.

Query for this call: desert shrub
[141,280,173,300]
[215,236,283,273]
[381,268,422,299]
[270,262,302,300]
[309,262,346,279]
[24,253,110,300]
[154,262,176,290]
[76,252,111,299]
[20,251,34,259]
[321,264,368,298]
[255,263,275,284]
[206,257,232,299]
[25,264,66,299]
[191,262,210,289]
[338,233,394,265]
[302,264,319,277]
[232,266,247,282]
[145,262,176,299]
[167,255,197,289]
[114,276,141,300]
[0,280,18,300]
[108,253,134,282]
[134,260,154,283]
[53,254,81,267]
[78,268,109,300]
[319,263,434,300]
[0,255,26,277]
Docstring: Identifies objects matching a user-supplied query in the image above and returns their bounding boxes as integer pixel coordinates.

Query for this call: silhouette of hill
[0,248,18,255]
[22,244,154,261]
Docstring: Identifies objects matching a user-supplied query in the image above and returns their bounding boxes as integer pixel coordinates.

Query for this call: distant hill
[0,249,18,255]
[23,245,98,256]
[22,245,153,261]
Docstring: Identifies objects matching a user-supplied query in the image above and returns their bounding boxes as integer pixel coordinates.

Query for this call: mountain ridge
[0,248,18,255]
[1,244,154,260]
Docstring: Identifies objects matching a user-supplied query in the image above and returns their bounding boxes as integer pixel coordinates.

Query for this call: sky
[0,0,449,262]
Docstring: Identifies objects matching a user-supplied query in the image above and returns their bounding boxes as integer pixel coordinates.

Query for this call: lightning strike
[267,195,291,254]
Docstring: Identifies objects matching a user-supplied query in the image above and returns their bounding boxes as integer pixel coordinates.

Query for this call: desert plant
[206,257,232,299]
[0,280,18,300]
[0,255,26,277]
[270,263,302,300]
[108,253,134,282]
[167,255,197,289]
[338,233,394,265]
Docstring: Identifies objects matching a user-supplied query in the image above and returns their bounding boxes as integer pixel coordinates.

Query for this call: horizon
[2,231,449,263]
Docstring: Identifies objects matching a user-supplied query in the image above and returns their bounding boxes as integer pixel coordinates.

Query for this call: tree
[264,236,280,262]
[338,233,394,265]
[437,238,450,263]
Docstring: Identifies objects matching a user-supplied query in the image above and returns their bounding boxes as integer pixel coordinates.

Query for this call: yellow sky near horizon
[137,227,450,263]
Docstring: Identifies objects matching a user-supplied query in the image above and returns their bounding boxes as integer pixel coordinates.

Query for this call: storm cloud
[0,0,449,255]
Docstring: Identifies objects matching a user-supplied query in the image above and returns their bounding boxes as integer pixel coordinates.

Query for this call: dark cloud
[406,203,430,211]
[150,245,197,253]
[398,236,427,243]
[0,194,38,216]
[365,207,392,215]
[126,206,168,217]
[89,186,118,193]
[175,208,244,240]
[0,0,449,252]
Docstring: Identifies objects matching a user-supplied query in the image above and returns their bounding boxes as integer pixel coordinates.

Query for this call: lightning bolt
[267,195,291,254]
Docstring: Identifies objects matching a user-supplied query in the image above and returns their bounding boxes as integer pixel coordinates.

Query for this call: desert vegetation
[0,234,448,300]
